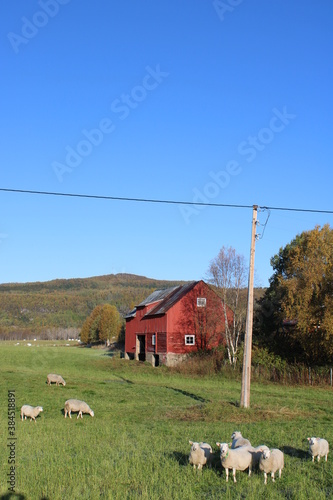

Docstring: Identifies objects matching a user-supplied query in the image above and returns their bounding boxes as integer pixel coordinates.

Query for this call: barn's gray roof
[125,307,137,319]
[124,282,199,319]
[137,286,179,307]
[144,281,199,317]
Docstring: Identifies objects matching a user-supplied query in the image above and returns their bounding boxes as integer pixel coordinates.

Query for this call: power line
[0,187,251,209]
[0,187,333,214]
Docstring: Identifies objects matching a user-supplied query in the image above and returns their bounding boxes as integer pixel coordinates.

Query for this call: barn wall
[167,281,227,354]
[125,280,233,364]
[125,305,167,355]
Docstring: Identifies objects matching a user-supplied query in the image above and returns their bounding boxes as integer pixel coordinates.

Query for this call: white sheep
[47,373,66,386]
[231,431,252,449]
[307,437,329,462]
[216,442,253,482]
[188,441,213,470]
[248,445,270,469]
[64,399,94,419]
[20,405,43,423]
[259,448,284,484]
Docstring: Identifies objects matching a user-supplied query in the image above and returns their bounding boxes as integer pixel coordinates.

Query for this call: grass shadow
[102,376,134,384]
[282,445,309,459]
[170,451,189,467]
[165,387,208,403]
[0,495,27,500]
[170,451,222,472]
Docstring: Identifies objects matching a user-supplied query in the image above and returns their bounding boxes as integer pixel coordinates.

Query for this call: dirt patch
[166,401,313,423]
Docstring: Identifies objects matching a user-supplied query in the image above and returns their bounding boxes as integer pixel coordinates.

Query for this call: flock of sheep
[189,431,329,484]
[20,373,94,422]
[20,373,330,485]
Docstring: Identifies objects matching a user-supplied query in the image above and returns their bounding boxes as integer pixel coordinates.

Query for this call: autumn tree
[80,305,102,344]
[255,225,333,365]
[80,304,121,344]
[80,316,91,344]
[207,246,247,365]
[99,304,121,344]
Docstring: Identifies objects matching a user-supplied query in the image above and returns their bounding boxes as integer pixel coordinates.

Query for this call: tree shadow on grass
[164,387,208,403]
[101,376,134,385]
[282,445,309,459]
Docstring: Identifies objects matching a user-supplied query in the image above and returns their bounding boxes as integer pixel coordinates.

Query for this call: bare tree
[207,246,247,365]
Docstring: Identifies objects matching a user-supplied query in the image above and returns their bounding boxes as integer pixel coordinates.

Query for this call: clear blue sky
[1,0,332,286]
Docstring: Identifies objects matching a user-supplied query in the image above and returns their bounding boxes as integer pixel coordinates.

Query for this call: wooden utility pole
[240,205,258,408]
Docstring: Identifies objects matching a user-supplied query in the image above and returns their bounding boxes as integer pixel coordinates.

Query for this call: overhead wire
[0,187,333,214]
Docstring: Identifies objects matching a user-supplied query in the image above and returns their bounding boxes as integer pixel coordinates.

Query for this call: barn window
[185,335,195,345]
[152,334,156,346]
[197,297,206,307]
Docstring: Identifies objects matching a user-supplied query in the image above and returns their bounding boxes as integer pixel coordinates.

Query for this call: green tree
[255,225,333,365]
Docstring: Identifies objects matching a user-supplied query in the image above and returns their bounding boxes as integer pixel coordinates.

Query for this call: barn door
[136,335,146,362]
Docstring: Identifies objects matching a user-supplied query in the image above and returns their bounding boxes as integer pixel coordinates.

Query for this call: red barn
[125,280,232,366]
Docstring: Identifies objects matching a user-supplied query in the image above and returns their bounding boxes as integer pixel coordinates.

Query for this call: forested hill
[0,274,187,339]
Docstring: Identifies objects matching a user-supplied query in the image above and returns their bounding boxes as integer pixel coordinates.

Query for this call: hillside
[0,273,266,340]
[0,274,188,340]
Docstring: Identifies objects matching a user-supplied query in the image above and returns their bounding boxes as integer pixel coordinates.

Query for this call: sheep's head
[262,449,271,460]
[189,441,199,452]
[90,410,94,417]
[231,431,241,440]
[216,442,229,457]
[307,437,318,446]
[37,406,43,412]
[63,381,66,386]
[256,445,269,453]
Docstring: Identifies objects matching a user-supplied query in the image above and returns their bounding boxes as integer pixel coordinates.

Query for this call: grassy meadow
[1,342,333,499]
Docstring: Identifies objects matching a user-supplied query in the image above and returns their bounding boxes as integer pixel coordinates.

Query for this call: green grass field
[1,343,332,499]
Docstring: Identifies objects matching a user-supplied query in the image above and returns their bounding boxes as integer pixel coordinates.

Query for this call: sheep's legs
[264,472,267,485]
[271,472,275,482]
[225,469,229,482]
[232,468,237,483]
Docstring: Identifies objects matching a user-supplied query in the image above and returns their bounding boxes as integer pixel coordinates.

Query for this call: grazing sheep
[259,448,284,484]
[307,437,329,462]
[216,442,253,482]
[20,405,43,423]
[248,445,270,469]
[188,441,213,470]
[64,399,94,419]
[47,374,66,386]
[231,431,252,449]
